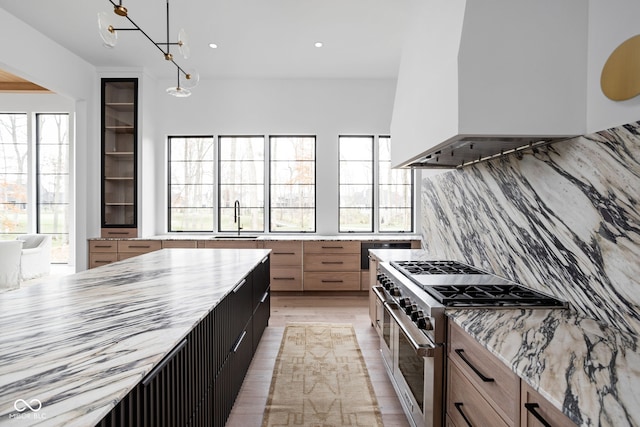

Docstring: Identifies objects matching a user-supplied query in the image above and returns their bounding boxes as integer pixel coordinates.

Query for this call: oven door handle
[372,286,392,303]
[385,302,436,357]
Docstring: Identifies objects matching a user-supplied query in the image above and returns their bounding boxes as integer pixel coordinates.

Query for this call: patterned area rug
[262,323,384,427]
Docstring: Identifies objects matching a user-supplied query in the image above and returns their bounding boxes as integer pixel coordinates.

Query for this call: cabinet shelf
[104,176,134,180]
[105,152,134,156]
[105,202,135,206]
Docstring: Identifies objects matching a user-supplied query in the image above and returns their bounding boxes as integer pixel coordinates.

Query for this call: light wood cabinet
[263,241,303,291]
[303,241,360,290]
[521,381,576,427]
[448,361,510,427]
[448,321,520,425]
[101,79,138,238]
[447,321,577,427]
[161,240,200,248]
[204,240,258,249]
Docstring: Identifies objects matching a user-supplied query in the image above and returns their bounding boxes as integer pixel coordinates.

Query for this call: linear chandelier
[98,0,200,97]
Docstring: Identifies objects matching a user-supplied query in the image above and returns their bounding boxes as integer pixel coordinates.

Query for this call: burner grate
[424,284,566,307]
[392,260,485,275]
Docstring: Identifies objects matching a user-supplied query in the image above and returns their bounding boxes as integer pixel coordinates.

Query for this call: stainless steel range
[372,260,567,427]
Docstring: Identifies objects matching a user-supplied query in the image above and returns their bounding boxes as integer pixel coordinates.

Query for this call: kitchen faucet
[234,200,242,235]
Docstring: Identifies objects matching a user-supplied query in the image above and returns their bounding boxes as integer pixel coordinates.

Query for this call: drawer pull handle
[260,291,269,303]
[143,339,187,386]
[321,280,344,283]
[524,403,552,427]
[273,252,295,255]
[94,245,113,248]
[95,261,111,264]
[108,232,130,235]
[129,245,151,249]
[233,279,247,293]
[322,246,343,249]
[321,261,344,264]
[454,349,495,382]
[454,402,473,427]
[232,330,247,353]
[274,277,295,280]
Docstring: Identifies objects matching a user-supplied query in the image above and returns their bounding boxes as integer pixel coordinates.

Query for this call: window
[0,113,28,239]
[269,136,315,232]
[168,136,215,232]
[339,136,374,232]
[36,114,70,263]
[338,135,413,233]
[219,136,265,232]
[0,112,71,263]
[378,136,413,232]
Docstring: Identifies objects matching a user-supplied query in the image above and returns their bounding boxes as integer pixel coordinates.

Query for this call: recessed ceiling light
[209,43,218,49]
[314,42,323,48]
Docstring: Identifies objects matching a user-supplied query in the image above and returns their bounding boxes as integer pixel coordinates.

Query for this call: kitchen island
[0,248,270,426]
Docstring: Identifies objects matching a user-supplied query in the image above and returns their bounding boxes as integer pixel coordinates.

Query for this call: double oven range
[372,260,567,427]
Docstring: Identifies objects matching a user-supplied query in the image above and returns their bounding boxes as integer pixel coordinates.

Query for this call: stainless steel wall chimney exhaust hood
[390,0,588,169]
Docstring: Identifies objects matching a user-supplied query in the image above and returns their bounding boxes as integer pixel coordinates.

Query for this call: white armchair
[16,234,51,280]
[0,240,23,291]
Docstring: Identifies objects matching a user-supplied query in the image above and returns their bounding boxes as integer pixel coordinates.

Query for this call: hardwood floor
[225,294,411,427]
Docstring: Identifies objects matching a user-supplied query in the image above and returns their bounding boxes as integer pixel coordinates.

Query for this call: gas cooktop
[390,260,567,308]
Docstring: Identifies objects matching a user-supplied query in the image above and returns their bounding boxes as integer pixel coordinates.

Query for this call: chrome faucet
[234,200,243,235]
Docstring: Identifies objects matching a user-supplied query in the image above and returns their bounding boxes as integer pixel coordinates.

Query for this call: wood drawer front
[117,253,141,261]
[101,228,137,238]
[303,241,360,254]
[304,253,359,271]
[263,241,302,265]
[521,381,576,427]
[448,322,520,425]
[303,272,361,291]
[271,267,303,291]
[117,240,162,253]
[204,240,258,249]
[89,253,118,268]
[89,241,118,252]
[161,240,198,248]
[448,361,510,427]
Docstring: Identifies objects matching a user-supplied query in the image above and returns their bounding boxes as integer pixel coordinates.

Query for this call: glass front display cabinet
[101,78,138,238]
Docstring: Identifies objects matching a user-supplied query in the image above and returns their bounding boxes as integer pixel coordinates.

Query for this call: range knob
[411,309,424,322]
[390,287,401,297]
[399,297,411,308]
[405,304,417,315]
[417,316,433,331]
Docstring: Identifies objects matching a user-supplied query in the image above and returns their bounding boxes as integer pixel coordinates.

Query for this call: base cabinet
[96,255,270,427]
[447,321,577,427]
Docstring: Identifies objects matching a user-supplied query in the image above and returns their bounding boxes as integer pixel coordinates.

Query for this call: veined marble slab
[448,308,640,427]
[421,121,640,345]
[0,248,270,427]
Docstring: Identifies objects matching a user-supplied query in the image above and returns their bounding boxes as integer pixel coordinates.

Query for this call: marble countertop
[90,234,422,241]
[448,309,640,427]
[368,248,640,426]
[0,248,270,427]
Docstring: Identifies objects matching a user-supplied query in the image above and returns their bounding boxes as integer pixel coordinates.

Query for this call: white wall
[587,0,640,132]
[153,78,397,235]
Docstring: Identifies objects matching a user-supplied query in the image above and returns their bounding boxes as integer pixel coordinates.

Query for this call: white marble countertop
[448,309,640,427]
[0,248,270,427]
[90,233,422,241]
[369,249,640,426]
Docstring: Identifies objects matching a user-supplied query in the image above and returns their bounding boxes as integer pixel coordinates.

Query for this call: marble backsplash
[420,122,640,346]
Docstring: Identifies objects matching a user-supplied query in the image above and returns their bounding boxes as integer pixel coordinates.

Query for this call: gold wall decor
[601,34,640,101]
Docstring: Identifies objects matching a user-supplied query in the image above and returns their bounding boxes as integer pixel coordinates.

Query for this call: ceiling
[0,0,410,84]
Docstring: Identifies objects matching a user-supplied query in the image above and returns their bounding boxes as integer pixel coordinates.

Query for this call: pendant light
[98,0,199,97]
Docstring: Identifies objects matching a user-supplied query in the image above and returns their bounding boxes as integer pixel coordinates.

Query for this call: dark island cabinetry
[96,255,270,427]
